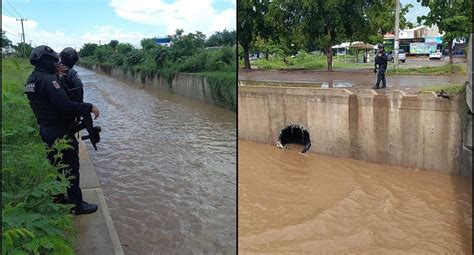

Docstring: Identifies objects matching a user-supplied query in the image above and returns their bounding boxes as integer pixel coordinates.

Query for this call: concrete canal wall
[238,84,466,175]
[80,64,236,111]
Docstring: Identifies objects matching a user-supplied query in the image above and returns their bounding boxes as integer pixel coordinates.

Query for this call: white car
[388,49,406,62]
[429,50,442,60]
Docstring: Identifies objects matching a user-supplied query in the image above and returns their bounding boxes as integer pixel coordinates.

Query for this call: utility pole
[394,0,400,68]
[16,18,27,56]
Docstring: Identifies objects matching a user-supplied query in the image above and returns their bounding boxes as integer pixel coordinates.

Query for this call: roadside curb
[74,139,124,255]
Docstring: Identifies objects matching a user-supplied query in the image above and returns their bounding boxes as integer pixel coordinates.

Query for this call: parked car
[387,49,406,63]
[429,50,443,60]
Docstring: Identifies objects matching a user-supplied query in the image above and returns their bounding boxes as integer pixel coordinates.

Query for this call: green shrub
[200,71,236,111]
[387,64,467,75]
[2,58,75,255]
[419,83,466,96]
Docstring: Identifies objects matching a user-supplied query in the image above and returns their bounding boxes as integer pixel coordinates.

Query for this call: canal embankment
[238,85,470,175]
[80,63,236,111]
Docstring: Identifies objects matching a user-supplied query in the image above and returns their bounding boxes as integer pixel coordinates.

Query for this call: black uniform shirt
[25,68,92,130]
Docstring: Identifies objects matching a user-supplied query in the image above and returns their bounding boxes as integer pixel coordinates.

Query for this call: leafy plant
[2,58,76,255]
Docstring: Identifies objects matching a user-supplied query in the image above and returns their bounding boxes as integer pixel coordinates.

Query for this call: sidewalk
[74,139,124,255]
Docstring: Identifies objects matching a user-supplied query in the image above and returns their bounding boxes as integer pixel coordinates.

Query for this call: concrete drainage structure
[276,124,312,153]
[239,84,467,175]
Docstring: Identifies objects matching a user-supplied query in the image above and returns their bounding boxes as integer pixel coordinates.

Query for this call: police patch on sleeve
[25,83,36,93]
[52,80,61,89]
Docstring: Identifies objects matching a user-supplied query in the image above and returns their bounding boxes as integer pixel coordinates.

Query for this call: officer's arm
[69,69,84,102]
[42,77,92,115]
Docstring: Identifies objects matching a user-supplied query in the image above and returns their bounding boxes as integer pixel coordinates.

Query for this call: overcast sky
[2,0,236,52]
[401,0,430,24]
[2,0,428,52]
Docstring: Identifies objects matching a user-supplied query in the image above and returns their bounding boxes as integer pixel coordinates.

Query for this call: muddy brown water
[78,67,236,254]
[239,140,472,254]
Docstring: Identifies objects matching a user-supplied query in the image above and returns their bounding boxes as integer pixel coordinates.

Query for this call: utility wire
[2,23,19,33]
[6,0,22,18]
[2,6,16,17]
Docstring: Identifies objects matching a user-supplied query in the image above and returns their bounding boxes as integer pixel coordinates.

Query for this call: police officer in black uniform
[25,45,99,215]
[373,43,388,89]
[59,47,84,103]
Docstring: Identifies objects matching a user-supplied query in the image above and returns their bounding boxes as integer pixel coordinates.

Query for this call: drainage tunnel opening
[276,125,311,153]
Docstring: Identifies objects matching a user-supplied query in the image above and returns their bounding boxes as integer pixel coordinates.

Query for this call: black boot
[73,201,98,215]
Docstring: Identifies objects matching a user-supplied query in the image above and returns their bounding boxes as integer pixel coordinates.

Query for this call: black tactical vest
[25,71,75,130]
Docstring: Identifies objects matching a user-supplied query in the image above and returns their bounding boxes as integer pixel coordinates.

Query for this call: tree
[2,32,12,48]
[365,1,413,43]
[13,42,33,58]
[417,0,471,64]
[299,0,371,71]
[108,40,119,51]
[169,31,206,61]
[205,29,236,47]
[266,0,304,61]
[237,0,257,69]
[151,46,169,68]
[140,38,156,51]
[94,45,114,64]
[116,43,134,55]
[79,43,98,57]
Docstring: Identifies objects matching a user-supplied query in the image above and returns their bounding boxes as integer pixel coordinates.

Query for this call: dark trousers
[40,126,83,206]
[375,69,386,88]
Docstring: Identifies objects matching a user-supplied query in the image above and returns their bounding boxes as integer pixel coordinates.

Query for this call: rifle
[72,113,101,150]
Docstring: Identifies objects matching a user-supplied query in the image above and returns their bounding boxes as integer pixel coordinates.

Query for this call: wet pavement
[239,141,472,254]
[239,69,466,93]
[78,66,236,254]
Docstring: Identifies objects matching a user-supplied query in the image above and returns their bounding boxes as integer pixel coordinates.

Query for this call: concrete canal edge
[78,64,236,111]
[74,139,124,255]
[238,84,470,176]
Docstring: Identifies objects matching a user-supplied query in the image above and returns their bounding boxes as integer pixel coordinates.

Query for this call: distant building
[384,25,445,55]
[1,46,16,55]
[155,37,172,47]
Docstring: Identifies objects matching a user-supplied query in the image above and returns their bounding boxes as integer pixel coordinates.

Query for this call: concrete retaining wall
[80,64,235,111]
[239,85,464,175]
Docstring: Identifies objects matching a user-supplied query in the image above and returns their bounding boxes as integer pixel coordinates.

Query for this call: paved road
[239,67,467,93]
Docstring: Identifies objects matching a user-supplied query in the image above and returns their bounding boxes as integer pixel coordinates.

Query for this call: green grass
[2,58,76,255]
[251,54,373,70]
[199,71,236,111]
[419,83,466,96]
[387,64,466,75]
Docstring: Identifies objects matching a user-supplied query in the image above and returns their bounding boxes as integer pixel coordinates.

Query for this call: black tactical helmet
[377,43,385,49]
[30,45,59,65]
[60,47,79,63]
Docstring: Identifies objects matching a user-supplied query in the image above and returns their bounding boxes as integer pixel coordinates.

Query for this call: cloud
[2,14,150,52]
[109,0,236,36]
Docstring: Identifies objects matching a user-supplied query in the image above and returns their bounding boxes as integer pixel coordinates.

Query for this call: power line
[6,0,22,18]
[4,30,20,37]
[2,22,19,33]
[2,6,16,17]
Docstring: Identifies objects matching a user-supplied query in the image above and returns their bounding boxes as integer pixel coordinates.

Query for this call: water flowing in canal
[239,140,472,254]
[79,67,236,254]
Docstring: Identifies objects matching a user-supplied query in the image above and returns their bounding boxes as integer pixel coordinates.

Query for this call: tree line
[79,29,236,74]
[238,0,471,70]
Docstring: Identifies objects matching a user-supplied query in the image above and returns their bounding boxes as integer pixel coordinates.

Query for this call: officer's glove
[374,68,378,73]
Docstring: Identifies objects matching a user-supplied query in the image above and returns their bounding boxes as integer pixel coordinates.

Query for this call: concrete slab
[460,145,472,177]
[74,139,124,255]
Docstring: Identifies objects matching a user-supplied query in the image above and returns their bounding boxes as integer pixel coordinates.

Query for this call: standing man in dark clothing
[373,43,388,89]
[25,45,100,215]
